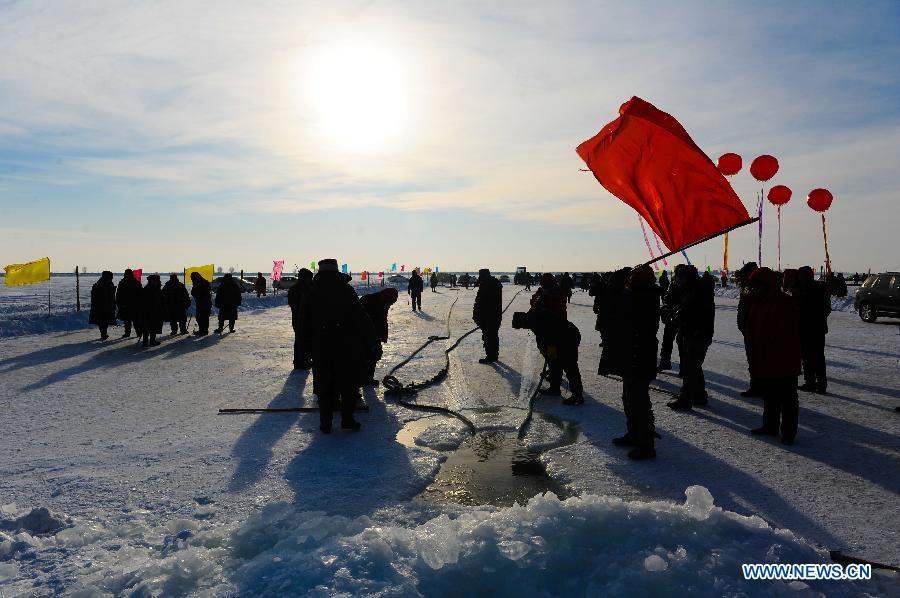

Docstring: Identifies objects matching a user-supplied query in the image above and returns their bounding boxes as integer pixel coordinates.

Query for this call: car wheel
[859,302,877,323]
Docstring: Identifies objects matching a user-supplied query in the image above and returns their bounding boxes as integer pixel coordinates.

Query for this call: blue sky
[1,0,899,273]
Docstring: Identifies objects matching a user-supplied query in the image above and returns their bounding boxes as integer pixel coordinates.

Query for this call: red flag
[133,269,142,281]
[576,97,750,251]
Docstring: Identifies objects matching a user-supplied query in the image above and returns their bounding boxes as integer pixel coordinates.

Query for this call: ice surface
[414,420,469,451]
[5,489,876,597]
[0,507,69,535]
[2,285,897,595]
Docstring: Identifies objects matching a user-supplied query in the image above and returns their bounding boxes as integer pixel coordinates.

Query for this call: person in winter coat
[596,268,631,375]
[288,268,314,369]
[473,268,503,364]
[560,272,574,303]
[360,287,399,384]
[745,267,802,444]
[735,262,760,396]
[668,265,715,410]
[429,272,438,292]
[530,273,568,320]
[116,269,142,338]
[514,286,584,405]
[254,273,267,297]
[408,271,424,311]
[89,271,117,340]
[138,274,164,347]
[214,273,242,333]
[190,272,212,336]
[657,265,686,372]
[610,265,660,460]
[299,259,381,433]
[658,270,670,296]
[161,274,191,335]
[793,266,831,394]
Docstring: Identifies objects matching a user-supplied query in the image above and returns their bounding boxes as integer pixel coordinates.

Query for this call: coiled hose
[381,289,528,432]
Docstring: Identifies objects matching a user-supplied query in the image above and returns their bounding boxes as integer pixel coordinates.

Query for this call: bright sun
[305,43,409,153]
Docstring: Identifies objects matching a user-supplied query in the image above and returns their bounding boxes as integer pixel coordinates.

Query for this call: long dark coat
[139,282,165,334]
[214,278,242,320]
[793,280,831,336]
[407,273,424,295]
[89,278,116,326]
[609,284,660,380]
[288,277,312,330]
[161,279,191,321]
[473,275,503,328]
[299,271,380,393]
[191,278,212,313]
[115,276,142,322]
[360,292,390,343]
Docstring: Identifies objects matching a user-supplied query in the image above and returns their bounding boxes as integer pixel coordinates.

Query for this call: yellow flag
[4,257,50,286]
[185,264,214,285]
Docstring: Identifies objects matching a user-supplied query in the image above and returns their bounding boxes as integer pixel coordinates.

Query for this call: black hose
[381,289,526,432]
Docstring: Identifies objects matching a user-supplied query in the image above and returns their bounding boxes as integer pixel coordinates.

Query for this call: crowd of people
[88,260,836,449]
[89,270,243,346]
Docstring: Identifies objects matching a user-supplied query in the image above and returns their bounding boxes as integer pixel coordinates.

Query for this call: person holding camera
[513,287,584,405]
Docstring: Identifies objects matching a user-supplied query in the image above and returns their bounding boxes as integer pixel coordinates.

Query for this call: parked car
[854,272,900,322]
[211,276,255,293]
[273,276,297,290]
[387,274,409,284]
[499,274,510,283]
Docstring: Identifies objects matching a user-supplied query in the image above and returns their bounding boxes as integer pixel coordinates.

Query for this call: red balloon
[717,153,742,176]
[807,188,833,212]
[767,185,792,206]
[750,154,779,181]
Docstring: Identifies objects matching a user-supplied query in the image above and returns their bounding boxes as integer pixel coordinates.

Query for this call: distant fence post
[75,266,81,312]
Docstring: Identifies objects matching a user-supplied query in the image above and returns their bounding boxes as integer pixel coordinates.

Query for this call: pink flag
[401,264,405,272]
[272,260,284,281]
[379,271,384,278]
[133,269,142,281]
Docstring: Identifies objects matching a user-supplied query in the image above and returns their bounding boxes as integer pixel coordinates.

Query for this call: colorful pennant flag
[361,270,368,281]
[185,264,214,285]
[310,260,316,271]
[132,269,143,281]
[400,265,405,272]
[391,263,397,272]
[379,271,384,278]
[341,263,348,274]
[272,260,284,281]
[4,257,50,287]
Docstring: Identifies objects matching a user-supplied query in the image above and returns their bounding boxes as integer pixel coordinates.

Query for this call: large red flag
[576,97,750,251]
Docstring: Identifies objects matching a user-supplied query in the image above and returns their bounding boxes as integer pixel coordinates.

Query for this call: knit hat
[318,259,338,272]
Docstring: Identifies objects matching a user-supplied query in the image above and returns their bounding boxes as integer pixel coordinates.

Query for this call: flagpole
[643,217,759,267]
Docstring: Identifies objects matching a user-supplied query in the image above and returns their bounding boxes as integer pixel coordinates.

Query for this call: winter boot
[666,396,692,411]
[612,432,637,447]
[562,393,584,405]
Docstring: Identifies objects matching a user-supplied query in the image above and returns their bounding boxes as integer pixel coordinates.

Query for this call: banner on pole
[361,271,367,281]
[391,263,397,272]
[341,263,348,274]
[723,232,729,273]
[4,257,50,286]
[272,260,284,281]
[401,264,405,272]
[133,268,143,282]
[185,264,214,285]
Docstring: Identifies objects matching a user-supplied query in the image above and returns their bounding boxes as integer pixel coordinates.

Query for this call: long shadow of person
[0,336,127,374]
[281,384,440,516]
[228,370,309,492]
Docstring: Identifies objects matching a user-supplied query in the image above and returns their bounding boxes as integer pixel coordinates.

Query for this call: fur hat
[318,259,339,272]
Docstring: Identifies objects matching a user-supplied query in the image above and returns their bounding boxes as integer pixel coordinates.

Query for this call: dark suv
[854,272,900,322]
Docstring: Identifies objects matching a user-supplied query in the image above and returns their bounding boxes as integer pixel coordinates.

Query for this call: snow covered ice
[1,283,897,595]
